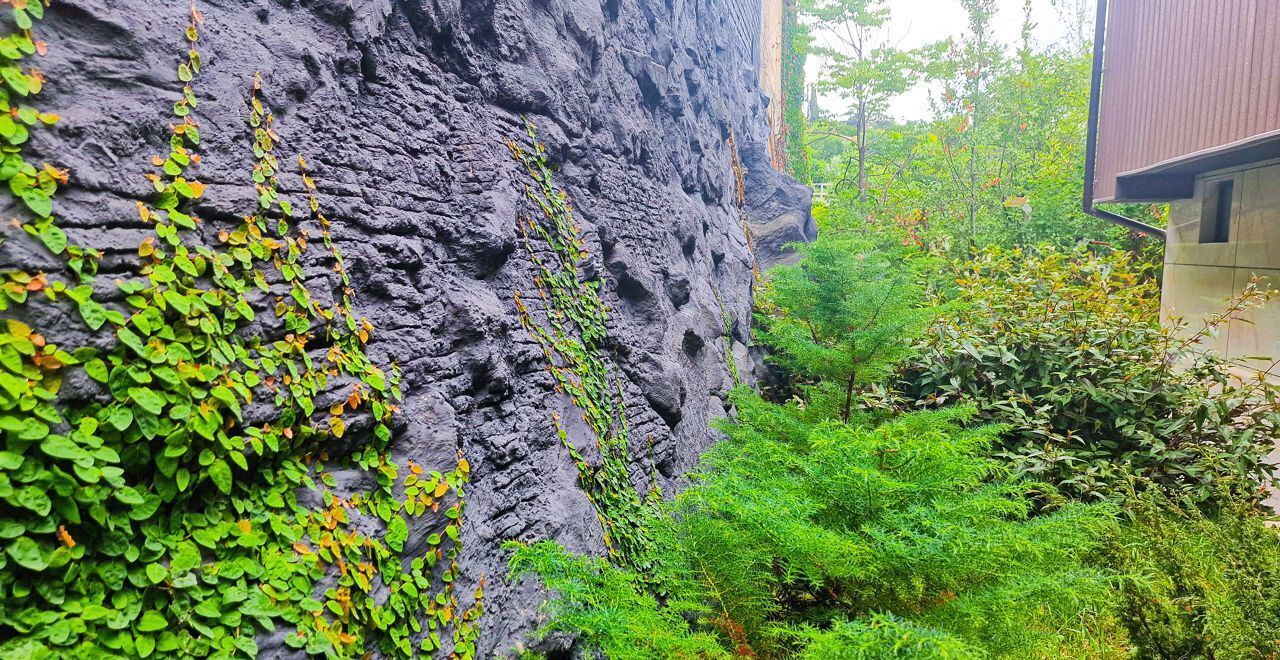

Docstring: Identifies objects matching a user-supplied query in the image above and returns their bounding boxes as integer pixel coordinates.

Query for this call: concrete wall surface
[1162,161,1280,369]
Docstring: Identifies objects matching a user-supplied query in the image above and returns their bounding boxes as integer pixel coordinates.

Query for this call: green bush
[509,395,1123,658]
[755,239,936,421]
[1106,489,1280,659]
[901,246,1280,506]
[794,615,984,659]
[505,541,728,660]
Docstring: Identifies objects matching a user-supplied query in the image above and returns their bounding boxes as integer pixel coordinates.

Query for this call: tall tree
[932,0,1003,247]
[800,0,922,206]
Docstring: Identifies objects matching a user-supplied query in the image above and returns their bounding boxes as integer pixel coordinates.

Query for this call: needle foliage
[508,394,1121,659]
[755,239,936,421]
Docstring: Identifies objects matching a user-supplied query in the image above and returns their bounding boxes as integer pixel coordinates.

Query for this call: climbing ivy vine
[0,4,479,658]
[508,122,654,576]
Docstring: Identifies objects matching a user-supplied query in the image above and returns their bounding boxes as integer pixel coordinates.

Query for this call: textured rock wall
[16,0,811,654]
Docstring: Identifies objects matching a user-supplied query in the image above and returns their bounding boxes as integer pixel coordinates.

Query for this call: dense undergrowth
[508,225,1280,658]
[902,247,1280,506]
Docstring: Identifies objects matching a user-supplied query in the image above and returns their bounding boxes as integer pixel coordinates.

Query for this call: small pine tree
[506,396,1124,659]
[756,238,936,421]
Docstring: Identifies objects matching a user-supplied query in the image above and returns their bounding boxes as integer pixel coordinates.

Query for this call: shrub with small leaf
[1105,488,1280,660]
[755,238,937,422]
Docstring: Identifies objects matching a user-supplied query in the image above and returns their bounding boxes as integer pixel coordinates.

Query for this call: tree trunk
[857,97,869,206]
[968,143,977,248]
[842,371,856,423]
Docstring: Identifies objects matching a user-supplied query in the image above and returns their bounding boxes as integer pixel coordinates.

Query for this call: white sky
[806,0,1090,121]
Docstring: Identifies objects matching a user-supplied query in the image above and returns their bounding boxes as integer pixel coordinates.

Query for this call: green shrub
[901,246,1280,506]
[509,394,1123,658]
[1106,489,1280,659]
[505,540,728,660]
[794,615,983,659]
[755,239,937,421]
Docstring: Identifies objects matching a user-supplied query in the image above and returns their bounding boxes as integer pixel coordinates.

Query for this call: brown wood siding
[1094,0,1280,202]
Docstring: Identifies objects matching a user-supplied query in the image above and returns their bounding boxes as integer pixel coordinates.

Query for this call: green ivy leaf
[0,451,22,470]
[20,189,50,217]
[81,604,114,621]
[38,223,65,254]
[208,459,232,495]
[10,486,50,516]
[136,634,155,658]
[116,327,148,357]
[1,67,29,96]
[107,406,133,432]
[6,536,48,571]
[136,611,167,633]
[115,486,145,506]
[145,563,167,585]
[210,386,241,420]
[386,515,408,553]
[78,299,108,331]
[83,358,109,383]
[40,435,88,461]
[128,387,165,415]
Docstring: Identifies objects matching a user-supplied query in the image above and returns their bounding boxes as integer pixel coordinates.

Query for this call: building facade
[1088,0,1280,364]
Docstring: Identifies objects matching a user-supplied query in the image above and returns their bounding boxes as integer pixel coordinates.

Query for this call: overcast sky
[806,0,1092,121]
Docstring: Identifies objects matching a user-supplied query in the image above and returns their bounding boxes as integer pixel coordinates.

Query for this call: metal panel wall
[1094,0,1280,202]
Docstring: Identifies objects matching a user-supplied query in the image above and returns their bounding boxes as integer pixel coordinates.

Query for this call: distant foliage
[509,395,1122,659]
[902,247,1280,506]
[1106,490,1280,659]
[755,239,936,421]
[781,0,811,183]
[799,3,1164,252]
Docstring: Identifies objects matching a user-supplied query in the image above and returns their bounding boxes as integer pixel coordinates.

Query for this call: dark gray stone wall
[13,0,811,654]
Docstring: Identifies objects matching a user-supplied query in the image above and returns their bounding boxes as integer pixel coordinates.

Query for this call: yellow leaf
[6,319,32,338]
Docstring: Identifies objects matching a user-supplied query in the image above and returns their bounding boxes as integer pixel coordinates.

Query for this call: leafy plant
[755,238,936,421]
[901,246,1280,506]
[508,121,654,575]
[506,540,728,660]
